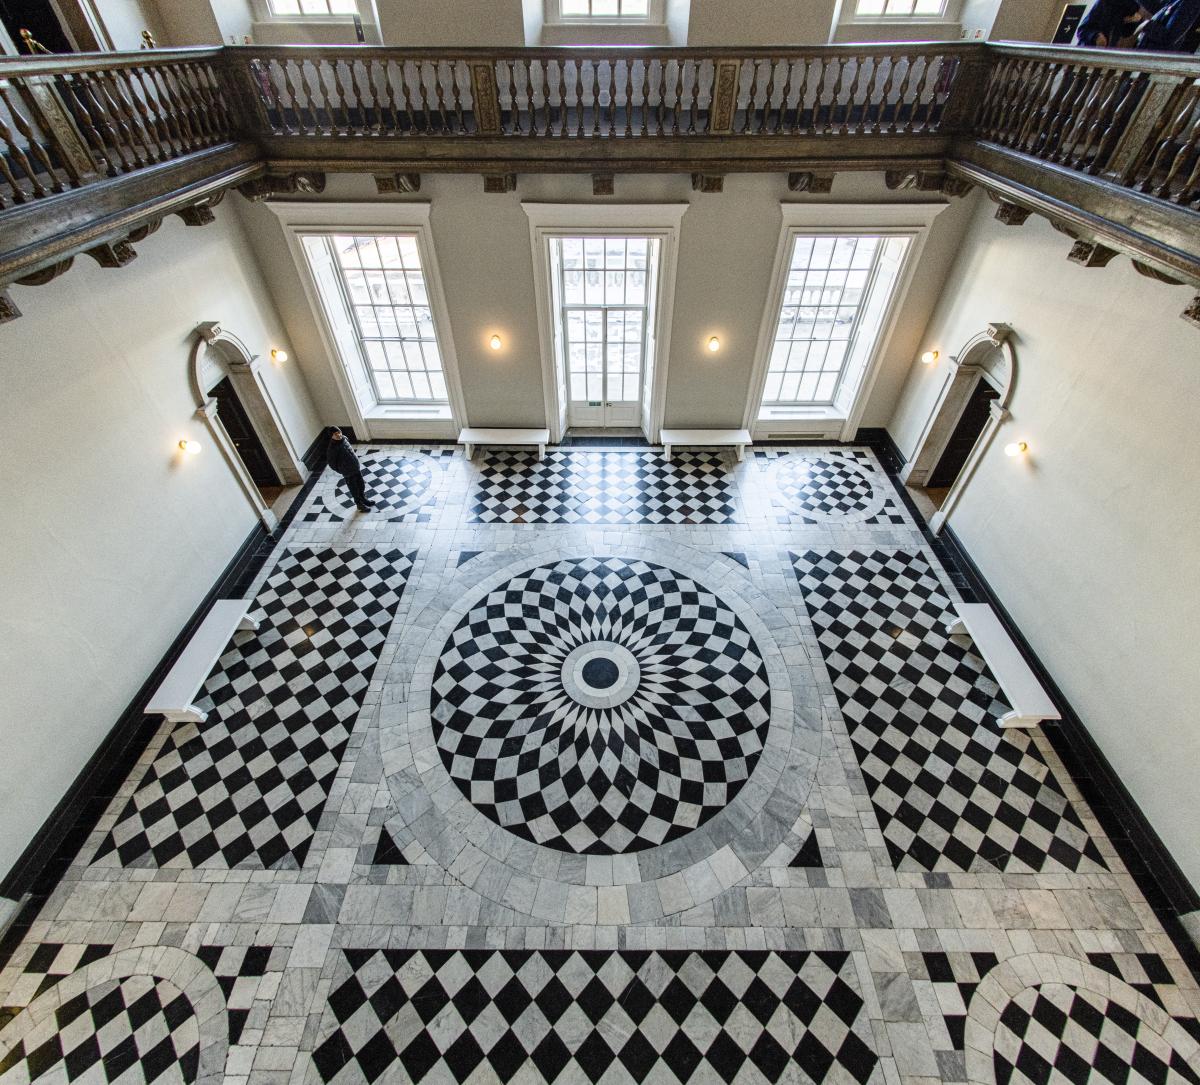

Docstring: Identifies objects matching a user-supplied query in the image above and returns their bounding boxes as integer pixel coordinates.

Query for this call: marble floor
[2,444,1198,1085]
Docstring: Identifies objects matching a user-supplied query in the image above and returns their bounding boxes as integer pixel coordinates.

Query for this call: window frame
[849,0,951,19]
[762,235,890,410]
[544,0,667,26]
[313,232,449,407]
[266,201,467,439]
[252,0,361,22]
[743,202,947,441]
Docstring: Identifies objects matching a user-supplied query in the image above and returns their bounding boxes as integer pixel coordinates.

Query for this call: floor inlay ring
[772,452,891,523]
[383,538,821,921]
[431,556,772,856]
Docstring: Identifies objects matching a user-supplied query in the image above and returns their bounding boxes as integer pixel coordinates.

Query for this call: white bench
[458,427,550,461]
[661,428,753,462]
[946,603,1061,729]
[145,600,260,725]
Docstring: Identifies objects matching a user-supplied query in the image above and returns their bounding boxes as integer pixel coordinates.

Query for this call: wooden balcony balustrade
[0,41,1199,305]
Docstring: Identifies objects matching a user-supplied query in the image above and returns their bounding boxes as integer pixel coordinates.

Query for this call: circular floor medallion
[774,455,886,522]
[431,556,772,855]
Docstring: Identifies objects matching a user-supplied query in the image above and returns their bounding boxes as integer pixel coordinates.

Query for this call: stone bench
[946,603,1061,729]
[660,428,753,462]
[458,427,550,461]
[145,600,259,724]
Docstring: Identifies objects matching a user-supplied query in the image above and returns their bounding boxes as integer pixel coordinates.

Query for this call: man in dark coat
[1135,0,1200,49]
[327,429,372,512]
[1076,0,1146,45]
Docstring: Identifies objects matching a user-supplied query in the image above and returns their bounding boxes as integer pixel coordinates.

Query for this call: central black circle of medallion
[431,556,772,855]
[581,657,620,689]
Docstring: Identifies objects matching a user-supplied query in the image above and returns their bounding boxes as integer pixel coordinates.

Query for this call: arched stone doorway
[189,322,308,530]
[900,323,1017,535]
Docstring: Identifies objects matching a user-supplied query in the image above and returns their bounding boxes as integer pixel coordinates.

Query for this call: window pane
[308,233,447,405]
[856,0,886,12]
[329,0,358,11]
[299,0,330,13]
[269,0,301,13]
[764,233,888,407]
[593,0,619,14]
[562,0,590,13]
[621,0,649,13]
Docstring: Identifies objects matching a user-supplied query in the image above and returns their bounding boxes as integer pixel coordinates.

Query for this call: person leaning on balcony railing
[1076,0,1200,48]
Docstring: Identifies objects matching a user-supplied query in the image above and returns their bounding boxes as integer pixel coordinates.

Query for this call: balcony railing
[1,41,1199,288]
[240,44,970,141]
[0,48,235,209]
[975,45,1200,209]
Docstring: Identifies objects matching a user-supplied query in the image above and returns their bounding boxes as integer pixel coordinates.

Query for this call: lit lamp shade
[707,336,721,353]
[179,439,202,456]
[920,350,939,365]
[1004,441,1028,457]
[270,348,288,362]
[489,334,503,351]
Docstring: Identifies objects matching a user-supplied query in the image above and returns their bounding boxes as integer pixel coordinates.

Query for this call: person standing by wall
[327,428,372,512]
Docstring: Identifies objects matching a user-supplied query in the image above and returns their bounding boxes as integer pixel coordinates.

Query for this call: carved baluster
[589,57,598,137]
[641,58,652,137]
[1015,61,1059,151]
[116,67,162,161]
[741,59,758,134]
[79,72,138,171]
[0,107,28,203]
[132,66,172,157]
[183,63,219,143]
[1143,85,1200,198]
[55,71,111,171]
[754,58,772,134]
[535,59,548,137]
[560,59,572,138]
[408,61,426,133]
[520,59,534,136]
[154,66,195,152]
[171,64,209,145]
[683,59,696,135]
[1043,63,1087,161]
[99,70,148,165]
[0,82,63,193]
[428,61,446,134]
[622,59,632,138]
[791,58,811,135]
[888,55,913,134]
[998,59,1037,144]
[982,57,1018,139]
[347,57,368,135]
[0,96,44,199]
[275,58,299,135]
[201,62,233,135]
[826,57,847,135]
[608,59,618,137]
[574,57,584,138]
[908,56,936,133]
[1060,67,1107,166]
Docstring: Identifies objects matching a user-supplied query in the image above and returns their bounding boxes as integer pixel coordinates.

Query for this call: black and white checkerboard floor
[2,442,1197,1085]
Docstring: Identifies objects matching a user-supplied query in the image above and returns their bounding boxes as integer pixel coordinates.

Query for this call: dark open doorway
[211,376,283,501]
[0,0,73,52]
[924,377,1000,501]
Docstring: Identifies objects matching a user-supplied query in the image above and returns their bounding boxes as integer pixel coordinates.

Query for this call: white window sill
[758,405,844,421]
[365,403,453,421]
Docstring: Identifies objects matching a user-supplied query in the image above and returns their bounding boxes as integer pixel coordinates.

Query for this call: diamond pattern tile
[311,948,878,1084]
[94,547,414,869]
[792,549,1106,874]
[470,450,737,524]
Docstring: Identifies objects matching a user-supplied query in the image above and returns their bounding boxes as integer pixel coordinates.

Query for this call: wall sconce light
[179,439,202,456]
[707,336,721,353]
[1004,441,1028,457]
[490,334,503,351]
[270,348,288,363]
[921,350,939,365]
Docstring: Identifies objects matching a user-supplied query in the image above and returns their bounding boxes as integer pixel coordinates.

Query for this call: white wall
[90,0,168,47]
[687,0,837,44]
[237,171,970,433]
[891,197,1200,891]
[0,210,320,884]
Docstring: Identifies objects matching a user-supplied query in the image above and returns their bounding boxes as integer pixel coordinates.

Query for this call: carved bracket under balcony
[0,290,20,324]
[238,172,327,202]
[483,174,517,194]
[1068,240,1118,268]
[992,197,1032,226]
[593,174,615,196]
[691,174,724,193]
[885,170,946,192]
[788,172,834,194]
[86,240,138,268]
[1183,296,1200,330]
[374,173,421,195]
[175,191,226,227]
[1133,261,1185,285]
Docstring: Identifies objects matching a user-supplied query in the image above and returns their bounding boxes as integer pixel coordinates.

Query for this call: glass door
[556,237,656,428]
